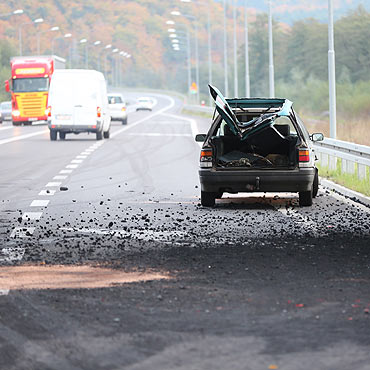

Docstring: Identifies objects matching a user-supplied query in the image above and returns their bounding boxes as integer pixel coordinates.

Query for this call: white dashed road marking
[53,175,68,180]
[46,182,62,187]
[10,227,36,238]
[60,170,73,174]
[66,164,78,169]
[30,200,50,207]
[22,212,43,221]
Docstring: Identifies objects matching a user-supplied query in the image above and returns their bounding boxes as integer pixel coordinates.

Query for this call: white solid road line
[0,126,14,131]
[163,112,200,147]
[30,200,50,207]
[0,129,47,146]
[22,212,43,220]
[110,95,175,139]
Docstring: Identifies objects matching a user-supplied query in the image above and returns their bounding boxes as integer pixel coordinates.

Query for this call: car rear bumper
[110,112,127,120]
[48,121,103,133]
[199,167,315,193]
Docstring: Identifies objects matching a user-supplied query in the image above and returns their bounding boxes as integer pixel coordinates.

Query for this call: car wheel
[312,169,319,198]
[96,130,103,140]
[103,129,110,139]
[201,191,216,207]
[59,132,66,140]
[122,118,127,125]
[299,189,313,207]
[50,130,57,141]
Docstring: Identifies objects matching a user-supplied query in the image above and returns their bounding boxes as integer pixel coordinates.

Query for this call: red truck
[5,55,65,125]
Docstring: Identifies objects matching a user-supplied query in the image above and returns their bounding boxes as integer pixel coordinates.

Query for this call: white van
[47,69,111,141]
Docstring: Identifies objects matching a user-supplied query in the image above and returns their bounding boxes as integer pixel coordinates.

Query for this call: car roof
[108,93,123,98]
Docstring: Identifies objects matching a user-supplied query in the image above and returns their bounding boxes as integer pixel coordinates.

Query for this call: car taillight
[45,106,51,117]
[121,107,126,112]
[299,149,310,162]
[97,106,101,118]
[200,148,213,168]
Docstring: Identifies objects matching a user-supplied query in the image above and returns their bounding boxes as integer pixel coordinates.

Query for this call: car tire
[96,130,103,140]
[103,129,110,139]
[122,118,127,125]
[50,130,57,141]
[201,191,216,207]
[299,189,313,207]
[59,132,66,140]
[312,169,319,198]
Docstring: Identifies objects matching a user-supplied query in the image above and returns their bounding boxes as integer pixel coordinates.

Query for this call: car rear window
[108,96,123,104]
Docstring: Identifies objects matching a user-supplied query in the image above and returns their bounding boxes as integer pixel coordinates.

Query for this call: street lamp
[244,0,250,97]
[171,10,200,104]
[18,17,43,56]
[233,0,238,97]
[37,26,59,55]
[223,0,229,97]
[268,0,275,97]
[79,38,88,68]
[51,32,72,55]
[0,8,24,17]
[103,44,112,80]
[328,0,337,139]
[166,21,192,102]
[180,0,213,105]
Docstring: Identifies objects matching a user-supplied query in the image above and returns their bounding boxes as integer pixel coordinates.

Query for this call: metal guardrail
[184,104,369,181]
[314,138,370,181]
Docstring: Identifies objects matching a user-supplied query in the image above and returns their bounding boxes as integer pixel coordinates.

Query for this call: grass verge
[317,160,370,196]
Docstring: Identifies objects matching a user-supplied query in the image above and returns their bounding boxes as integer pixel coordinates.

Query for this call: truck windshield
[13,78,49,93]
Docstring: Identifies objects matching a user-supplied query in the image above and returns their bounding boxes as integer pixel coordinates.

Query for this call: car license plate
[28,117,37,121]
[56,115,71,120]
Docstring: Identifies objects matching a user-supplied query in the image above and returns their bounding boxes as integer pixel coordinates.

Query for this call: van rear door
[72,79,99,127]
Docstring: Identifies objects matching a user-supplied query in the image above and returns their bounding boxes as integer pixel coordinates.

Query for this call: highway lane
[0,91,370,369]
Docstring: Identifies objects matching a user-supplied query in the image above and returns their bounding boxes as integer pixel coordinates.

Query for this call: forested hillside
[1,1,370,127]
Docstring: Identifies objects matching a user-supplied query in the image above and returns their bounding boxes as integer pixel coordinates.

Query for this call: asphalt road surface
[0,92,370,370]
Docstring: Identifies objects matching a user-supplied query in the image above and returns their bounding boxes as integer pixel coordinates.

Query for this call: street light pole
[328,0,337,139]
[233,0,238,97]
[268,0,275,97]
[19,18,43,56]
[223,0,229,97]
[244,0,250,97]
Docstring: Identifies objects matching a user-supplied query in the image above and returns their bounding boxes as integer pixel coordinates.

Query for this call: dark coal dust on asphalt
[1,93,370,370]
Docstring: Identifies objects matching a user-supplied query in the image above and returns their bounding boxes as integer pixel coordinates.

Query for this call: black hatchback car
[195,85,324,207]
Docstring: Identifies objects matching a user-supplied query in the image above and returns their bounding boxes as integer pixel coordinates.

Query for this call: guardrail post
[357,164,367,180]
[346,160,355,174]
[329,155,337,171]
[321,153,329,167]
[341,159,347,174]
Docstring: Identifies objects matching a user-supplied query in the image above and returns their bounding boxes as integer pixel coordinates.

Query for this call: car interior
[210,113,300,169]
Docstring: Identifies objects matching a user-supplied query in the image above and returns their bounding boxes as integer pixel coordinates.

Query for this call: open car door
[208,84,243,138]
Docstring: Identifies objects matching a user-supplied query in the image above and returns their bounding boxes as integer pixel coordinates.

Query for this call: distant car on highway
[0,101,12,123]
[47,69,111,141]
[136,97,154,111]
[196,85,324,207]
[108,93,127,125]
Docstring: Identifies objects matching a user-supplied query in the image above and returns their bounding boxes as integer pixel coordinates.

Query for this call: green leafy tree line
[237,6,370,117]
